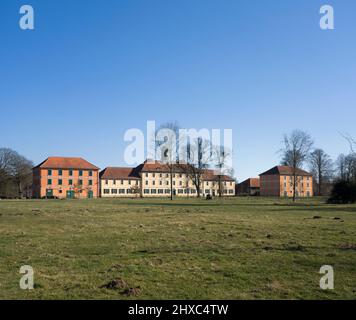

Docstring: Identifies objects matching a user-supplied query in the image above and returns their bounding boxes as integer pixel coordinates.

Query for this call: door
[87,190,93,199]
[46,189,53,198]
[66,190,75,199]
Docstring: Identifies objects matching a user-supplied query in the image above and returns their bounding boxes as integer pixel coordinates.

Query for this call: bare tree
[181,137,211,198]
[280,130,313,201]
[308,148,333,196]
[340,132,356,154]
[156,122,181,200]
[336,153,356,182]
[212,145,233,198]
[0,148,33,198]
[10,154,33,198]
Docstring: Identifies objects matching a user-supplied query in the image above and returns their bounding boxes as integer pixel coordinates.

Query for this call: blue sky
[0,0,355,181]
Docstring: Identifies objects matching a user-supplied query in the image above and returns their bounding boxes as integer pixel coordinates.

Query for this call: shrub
[327,181,356,204]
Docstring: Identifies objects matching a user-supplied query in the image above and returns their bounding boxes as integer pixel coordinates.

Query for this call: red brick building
[32,157,99,199]
[259,166,313,197]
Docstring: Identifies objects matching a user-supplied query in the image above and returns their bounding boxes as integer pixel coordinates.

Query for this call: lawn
[0,197,355,300]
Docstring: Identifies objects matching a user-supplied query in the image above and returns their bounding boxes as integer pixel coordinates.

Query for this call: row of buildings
[32,157,313,199]
[32,157,235,199]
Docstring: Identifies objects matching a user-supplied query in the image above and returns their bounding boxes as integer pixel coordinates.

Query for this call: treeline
[0,148,33,199]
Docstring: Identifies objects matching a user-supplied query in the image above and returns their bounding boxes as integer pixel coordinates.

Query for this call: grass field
[0,197,355,300]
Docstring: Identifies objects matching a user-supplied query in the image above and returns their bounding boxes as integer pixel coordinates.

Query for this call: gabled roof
[202,169,235,182]
[238,178,260,188]
[259,166,312,177]
[100,167,140,180]
[34,157,99,170]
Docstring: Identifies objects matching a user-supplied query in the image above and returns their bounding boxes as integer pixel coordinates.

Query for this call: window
[79,170,83,176]
[127,189,132,194]
[69,179,73,185]
[166,174,169,178]
[103,189,110,194]
[173,181,175,186]
[145,181,148,185]
[165,189,170,194]
[153,173,155,178]
[128,180,131,185]
[111,189,118,194]
[205,189,210,194]
[178,189,183,194]
[158,189,164,194]
[48,169,52,176]
[59,190,62,194]
[119,189,125,194]
[159,181,162,185]
[152,181,155,185]
[58,169,62,176]
[191,189,196,193]
[121,180,124,185]
[144,189,150,194]
[230,182,232,186]
[145,173,148,177]
[229,189,234,194]
[113,180,116,185]
[151,189,157,194]
[206,181,209,186]
[179,174,182,178]
[89,171,93,176]
[89,180,92,186]
[69,169,73,176]
[166,181,169,185]
[48,179,52,185]
[105,180,108,185]
[179,181,182,186]
[159,173,162,178]
[78,180,83,186]
[58,179,62,185]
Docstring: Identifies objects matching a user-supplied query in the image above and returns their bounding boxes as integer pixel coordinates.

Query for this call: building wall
[32,168,99,199]
[260,174,313,197]
[100,172,235,197]
[279,175,313,197]
[100,179,141,197]
[260,175,281,196]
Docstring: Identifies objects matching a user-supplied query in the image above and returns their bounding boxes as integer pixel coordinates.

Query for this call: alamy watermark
[124,121,233,174]
[319,265,334,290]
[320,5,334,30]
[19,265,34,290]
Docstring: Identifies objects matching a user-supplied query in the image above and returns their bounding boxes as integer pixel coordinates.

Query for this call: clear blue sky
[0,0,355,181]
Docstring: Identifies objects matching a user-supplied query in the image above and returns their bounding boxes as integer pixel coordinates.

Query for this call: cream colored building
[100,160,235,198]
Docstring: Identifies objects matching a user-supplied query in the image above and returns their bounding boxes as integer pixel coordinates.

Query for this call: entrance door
[66,190,75,199]
[87,190,93,199]
[46,189,53,198]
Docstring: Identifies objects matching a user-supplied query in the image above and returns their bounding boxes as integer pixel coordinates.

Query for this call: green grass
[0,197,355,300]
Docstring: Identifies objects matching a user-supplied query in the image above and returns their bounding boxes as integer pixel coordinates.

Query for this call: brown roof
[259,166,312,177]
[141,160,235,181]
[238,178,260,188]
[201,169,235,182]
[34,157,99,170]
[100,167,140,180]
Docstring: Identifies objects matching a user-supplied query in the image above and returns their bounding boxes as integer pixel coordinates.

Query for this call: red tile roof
[34,157,99,170]
[100,167,140,180]
[100,160,235,181]
[259,166,312,177]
